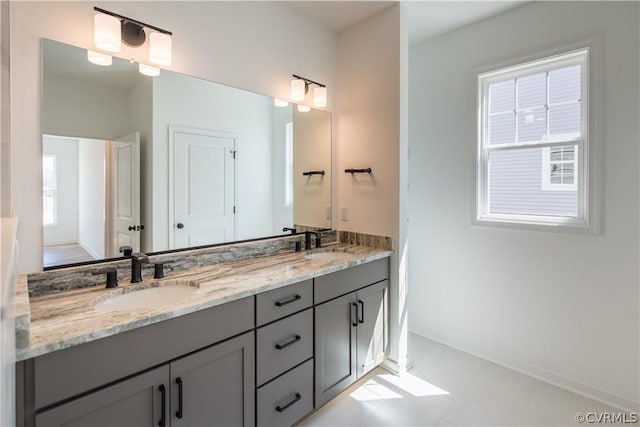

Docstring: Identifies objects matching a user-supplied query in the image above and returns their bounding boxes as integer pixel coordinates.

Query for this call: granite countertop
[15,243,392,361]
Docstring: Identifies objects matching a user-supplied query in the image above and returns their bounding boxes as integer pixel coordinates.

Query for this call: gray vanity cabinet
[35,365,168,427]
[314,259,389,407]
[35,332,255,427]
[355,280,388,377]
[35,332,254,427]
[170,332,255,427]
[314,292,358,406]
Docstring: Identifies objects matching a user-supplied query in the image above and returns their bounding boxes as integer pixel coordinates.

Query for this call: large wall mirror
[42,39,332,268]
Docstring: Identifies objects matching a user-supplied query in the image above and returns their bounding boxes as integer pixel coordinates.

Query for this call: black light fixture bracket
[94,7,172,47]
[292,74,326,94]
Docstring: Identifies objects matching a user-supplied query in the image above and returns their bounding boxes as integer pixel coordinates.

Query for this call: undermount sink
[304,251,353,261]
[92,281,198,312]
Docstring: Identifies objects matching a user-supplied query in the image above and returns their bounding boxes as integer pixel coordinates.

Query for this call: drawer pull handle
[275,294,301,307]
[158,384,167,427]
[358,300,364,324]
[275,393,302,412]
[275,334,301,350]
[352,302,358,327]
[175,377,183,419]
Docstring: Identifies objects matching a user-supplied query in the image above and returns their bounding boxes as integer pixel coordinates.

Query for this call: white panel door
[171,128,236,249]
[109,132,140,256]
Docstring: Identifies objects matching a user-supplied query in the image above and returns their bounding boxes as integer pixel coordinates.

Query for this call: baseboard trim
[382,355,412,374]
[409,328,639,412]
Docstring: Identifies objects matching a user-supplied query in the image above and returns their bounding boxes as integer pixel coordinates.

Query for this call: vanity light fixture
[291,74,327,107]
[93,7,173,66]
[87,50,112,66]
[297,104,311,113]
[274,98,289,107]
[139,63,161,77]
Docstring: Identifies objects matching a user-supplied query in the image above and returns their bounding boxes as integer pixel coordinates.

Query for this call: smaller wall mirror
[41,39,332,268]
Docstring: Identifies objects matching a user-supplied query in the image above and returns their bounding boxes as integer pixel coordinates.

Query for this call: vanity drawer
[256,309,313,385]
[256,279,312,326]
[257,358,314,427]
[314,258,389,304]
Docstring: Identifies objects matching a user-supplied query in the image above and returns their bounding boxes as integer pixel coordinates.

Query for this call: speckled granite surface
[16,242,391,361]
[28,231,336,297]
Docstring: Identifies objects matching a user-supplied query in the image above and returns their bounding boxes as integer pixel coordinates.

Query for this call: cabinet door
[170,332,255,427]
[314,293,357,407]
[35,365,168,427]
[356,280,388,377]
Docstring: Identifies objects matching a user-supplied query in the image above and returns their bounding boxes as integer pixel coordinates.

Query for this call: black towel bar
[345,168,372,174]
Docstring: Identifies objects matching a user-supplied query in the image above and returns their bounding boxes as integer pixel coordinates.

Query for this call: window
[43,154,57,226]
[477,48,589,227]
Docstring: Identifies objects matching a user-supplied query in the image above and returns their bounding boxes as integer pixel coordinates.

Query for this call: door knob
[128,225,145,231]
[128,225,135,231]
[176,223,184,229]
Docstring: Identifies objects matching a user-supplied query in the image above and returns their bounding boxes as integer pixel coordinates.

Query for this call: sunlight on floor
[349,372,449,402]
[378,373,450,397]
[349,379,403,402]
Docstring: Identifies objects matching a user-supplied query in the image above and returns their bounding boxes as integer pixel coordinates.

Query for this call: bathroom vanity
[15,244,391,427]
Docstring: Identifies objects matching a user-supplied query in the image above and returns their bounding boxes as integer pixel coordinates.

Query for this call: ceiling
[283,1,527,44]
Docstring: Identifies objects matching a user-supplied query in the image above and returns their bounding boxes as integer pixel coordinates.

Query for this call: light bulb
[313,86,327,107]
[87,50,112,66]
[94,13,121,53]
[149,32,172,66]
[297,104,311,113]
[274,98,289,107]
[139,63,160,77]
[291,78,306,101]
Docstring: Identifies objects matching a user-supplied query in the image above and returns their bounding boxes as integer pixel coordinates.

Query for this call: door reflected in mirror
[42,134,140,268]
[41,39,332,268]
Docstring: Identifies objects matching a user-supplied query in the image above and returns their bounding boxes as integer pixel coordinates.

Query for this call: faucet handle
[92,268,118,289]
[119,246,133,257]
[146,259,175,279]
[131,252,149,263]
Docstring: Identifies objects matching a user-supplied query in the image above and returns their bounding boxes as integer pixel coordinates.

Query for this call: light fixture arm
[292,74,326,94]
[94,7,173,36]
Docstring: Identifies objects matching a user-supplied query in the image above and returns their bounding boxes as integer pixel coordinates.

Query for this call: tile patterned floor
[300,333,627,426]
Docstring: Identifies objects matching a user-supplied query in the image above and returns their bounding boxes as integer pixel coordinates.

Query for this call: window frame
[476,48,590,228]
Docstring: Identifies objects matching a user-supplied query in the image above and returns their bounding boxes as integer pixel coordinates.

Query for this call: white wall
[271,104,293,234]
[11,1,336,273]
[293,108,332,229]
[77,139,105,259]
[152,71,274,250]
[0,0,10,217]
[42,74,131,140]
[409,1,639,410]
[42,136,78,246]
[336,3,409,371]
[128,78,153,252]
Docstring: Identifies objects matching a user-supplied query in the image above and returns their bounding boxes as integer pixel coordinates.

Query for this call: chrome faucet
[130,253,149,283]
[304,231,321,250]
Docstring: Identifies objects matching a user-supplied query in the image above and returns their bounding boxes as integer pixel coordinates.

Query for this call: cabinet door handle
[275,393,302,412]
[358,300,364,324]
[158,384,167,427]
[352,302,358,327]
[275,294,301,307]
[275,334,301,350]
[175,377,183,419]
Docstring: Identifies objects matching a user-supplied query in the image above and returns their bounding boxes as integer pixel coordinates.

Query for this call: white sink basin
[304,251,352,261]
[93,281,197,312]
